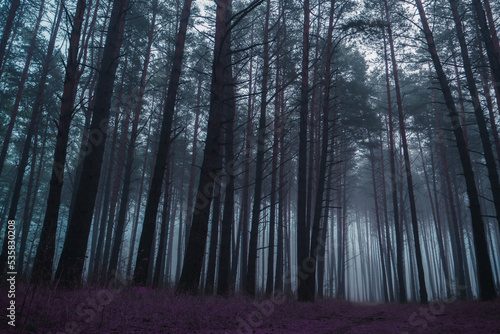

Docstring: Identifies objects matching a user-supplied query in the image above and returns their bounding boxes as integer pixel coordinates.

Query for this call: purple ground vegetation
[1,284,499,333]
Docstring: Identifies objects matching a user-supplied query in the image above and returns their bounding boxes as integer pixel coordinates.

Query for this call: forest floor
[1,283,499,333]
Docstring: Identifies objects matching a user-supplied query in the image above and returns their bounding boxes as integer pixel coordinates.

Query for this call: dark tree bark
[385,0,428,303]
[184,75,203,256]
[89,55,128,281]
[246,0,270,297]
[134,0,193,286]
[449,0,500,229]
[100,93,131,278]
[297,0,311,303]
[274,34,285,294]
[108,0,158,281]
[381,6,406,302]
[306,0,335,302]
[153,153,173,288]
[176,0,230,294]
[266,17,280,296]
[379,129,395,302]
[54,0,130,286]
[238,30,254,290]
[473,0,500,90]
[31,0,88,284]
[368,136,389,303]
[204,180,222,295]
[415,0,497,301]
[217,33,236,295]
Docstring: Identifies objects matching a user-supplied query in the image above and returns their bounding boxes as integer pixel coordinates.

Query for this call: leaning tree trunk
[415,0,497,301]
[385,0,428,303]
[108,0,158,281]
[133,0,193,286]
[473,0,500,89]
[176,0,231,294]
[449,0,500,229]
[55,0,129,287]
[31,0,87,284]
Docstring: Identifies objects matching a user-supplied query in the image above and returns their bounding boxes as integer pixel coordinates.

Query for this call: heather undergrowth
[1,283,499,333]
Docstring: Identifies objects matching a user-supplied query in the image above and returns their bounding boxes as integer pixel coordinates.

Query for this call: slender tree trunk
[247,0,270,297]
[184,75,202,247]
[297,0,311,303]
[307,0,335,302]
[266,30,281,296]
[176,0,232,294]
[108,0,158,281]
[217,36,236,295]
[450,0,500,231]
[384,0,428,303]
[274,57,285,295]
[31,0,87,284]
[415,0,497,301]
[55,0,129,286]
[205,180,221,295]
[381,6,406,302]
[153,152,172,288]
[239,31,254,290]
[368,136,389,302]
[134,0,193,286]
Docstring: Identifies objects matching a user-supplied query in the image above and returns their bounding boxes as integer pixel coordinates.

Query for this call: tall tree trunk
[297,0,311,303]
[450,0,500,232]
[134,0,193,286]
[266,27,280,296]
[108,0,158,281]
[55,0,129,286]
[184,75,203,251]
[415,0,497,301]
[381,4,406,302]
[239,30,254,290]
[417,130,451,297]
[307,0,335,302]
[246,0,270,297]
[31,0,88,284]
[385,0,428,303]
[369,136,389,302]
[176,0,232,294]
[217,35,236,295]
[379,129,396,302]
